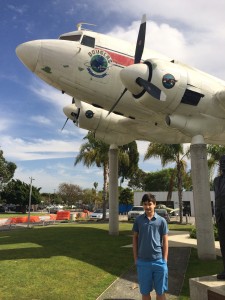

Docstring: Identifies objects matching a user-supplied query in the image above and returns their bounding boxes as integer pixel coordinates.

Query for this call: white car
[128,206,144,221]
[89,209,109,221]
[47,205,64,214]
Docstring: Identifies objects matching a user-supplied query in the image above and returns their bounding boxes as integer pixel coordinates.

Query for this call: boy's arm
[132,231,138,264]
[162,234,168,262]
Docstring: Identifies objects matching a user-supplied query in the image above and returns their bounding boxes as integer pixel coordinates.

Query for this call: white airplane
[16,16,221,253]
[16,15,225,147]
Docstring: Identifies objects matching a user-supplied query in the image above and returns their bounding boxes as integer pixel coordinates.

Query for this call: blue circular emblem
[162,74,176,89]
[90,55,108,73]
[85,110,94,119]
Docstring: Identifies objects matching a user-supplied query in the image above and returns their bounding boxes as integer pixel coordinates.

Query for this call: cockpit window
[59,34,82,42]
[81,35,95,48]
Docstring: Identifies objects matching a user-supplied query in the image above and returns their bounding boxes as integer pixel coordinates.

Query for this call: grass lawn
[0,222,223,300]
[180,248,223,300]
[168,223,195,232]
[0,222,134,300]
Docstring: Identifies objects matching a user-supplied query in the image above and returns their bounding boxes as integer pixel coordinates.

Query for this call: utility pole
[0,176,3,202]
[27,177,35,228]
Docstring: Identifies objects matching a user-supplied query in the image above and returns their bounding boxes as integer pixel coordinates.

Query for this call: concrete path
[96,230,222,300]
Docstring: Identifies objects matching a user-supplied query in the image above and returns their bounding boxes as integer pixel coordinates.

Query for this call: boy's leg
[156,294,166,300]
[137,260,153,298]
[152,259,168,297]
[142,294,151,300]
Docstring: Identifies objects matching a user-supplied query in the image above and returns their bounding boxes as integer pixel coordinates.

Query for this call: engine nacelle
[136,58,188,114]
[63,100,137,145]
[166,113,225,138]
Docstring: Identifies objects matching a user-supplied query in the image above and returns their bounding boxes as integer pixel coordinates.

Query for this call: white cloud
[100,0,225,32]
[97,0,225,81]
[30,115,52,125]
[14,160,103,193]
[1,135,82,161]
[136,140,149,156]
[29,79,72,109]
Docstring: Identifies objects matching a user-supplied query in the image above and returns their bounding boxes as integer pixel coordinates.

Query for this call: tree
[75,132,109,219]
[182,169,192,191]
[93,182,99,209]
[93,182,98,191]
[128,168,147,190]
[118,141,139,184]
[75,132,140,219]
[82,188,101,210]
[144,143,189,223]
[58,183,82,206]
[143,168,175,192]
[119,188,134,205]
[0,150,17,198]
[2,179,41,211]
[207,145,225,181]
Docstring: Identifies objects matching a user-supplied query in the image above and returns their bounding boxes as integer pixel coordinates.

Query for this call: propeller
[134,14,146,64]
[107,14,147,116]
[61,98,75,131]
[136,77,166,101]
[61,118,69,131]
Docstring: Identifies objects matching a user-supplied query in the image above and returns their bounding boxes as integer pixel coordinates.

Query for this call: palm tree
[207,145,225,180]
[118,141,139,185]
[75,132,139,219]
[144,143,189,223]
[75,132,109,218]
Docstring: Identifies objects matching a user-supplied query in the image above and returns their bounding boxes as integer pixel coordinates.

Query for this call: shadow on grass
[0,224,133,277]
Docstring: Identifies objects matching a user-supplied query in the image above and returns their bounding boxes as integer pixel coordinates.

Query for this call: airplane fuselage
[16,27,225,145]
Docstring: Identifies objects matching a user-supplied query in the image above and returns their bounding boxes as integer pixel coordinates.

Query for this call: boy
[132,193,169,300]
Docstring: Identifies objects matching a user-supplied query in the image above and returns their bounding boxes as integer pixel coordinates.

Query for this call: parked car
[155,208,170,222]
[128,206,144,221]
[89,209,109,221]
[47,205,63,214]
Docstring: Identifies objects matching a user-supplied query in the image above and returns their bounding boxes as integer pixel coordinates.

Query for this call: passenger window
[81,35,95,48]
[59,35,81,42]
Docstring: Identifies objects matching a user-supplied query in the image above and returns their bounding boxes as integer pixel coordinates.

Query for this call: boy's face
[142,200,156,214]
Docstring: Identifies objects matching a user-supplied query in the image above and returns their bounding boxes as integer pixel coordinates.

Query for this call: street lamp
[27,177,35,228]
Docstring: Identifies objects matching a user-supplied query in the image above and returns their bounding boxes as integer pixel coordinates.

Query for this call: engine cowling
[120,58,188,114]
[63,100,137,145]
[166,113,225,137]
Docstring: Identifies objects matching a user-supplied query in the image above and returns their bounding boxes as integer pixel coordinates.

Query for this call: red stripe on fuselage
[96,47,134,67]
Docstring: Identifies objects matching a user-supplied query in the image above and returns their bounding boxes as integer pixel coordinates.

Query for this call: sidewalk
[97,230,222,300]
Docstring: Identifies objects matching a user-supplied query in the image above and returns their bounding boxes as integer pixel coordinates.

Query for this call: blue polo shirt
[132,212,169,261]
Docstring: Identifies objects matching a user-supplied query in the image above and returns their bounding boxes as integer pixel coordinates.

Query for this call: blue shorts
[136,258,168,296]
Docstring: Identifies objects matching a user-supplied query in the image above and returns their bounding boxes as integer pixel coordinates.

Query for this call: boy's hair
[141,193,156,205]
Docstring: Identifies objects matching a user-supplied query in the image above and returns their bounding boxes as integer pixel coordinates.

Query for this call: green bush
[190,224,219,240]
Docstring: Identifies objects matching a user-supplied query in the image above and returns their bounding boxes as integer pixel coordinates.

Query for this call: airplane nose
[16,40,41,72]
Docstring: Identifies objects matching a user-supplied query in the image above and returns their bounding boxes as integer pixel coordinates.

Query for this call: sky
[1,0,225,193]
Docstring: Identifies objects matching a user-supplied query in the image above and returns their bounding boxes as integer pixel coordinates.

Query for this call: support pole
[190,135,216,260]
[108,144,119,236]
[27,176,34,228]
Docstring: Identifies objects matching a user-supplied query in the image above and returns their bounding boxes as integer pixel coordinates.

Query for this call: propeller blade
[108,15,146,115]
[134,14,146,64]
[136,77,166,101]
[72,97,75,104]
[61,118,69,131]
[107,88,127,116]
